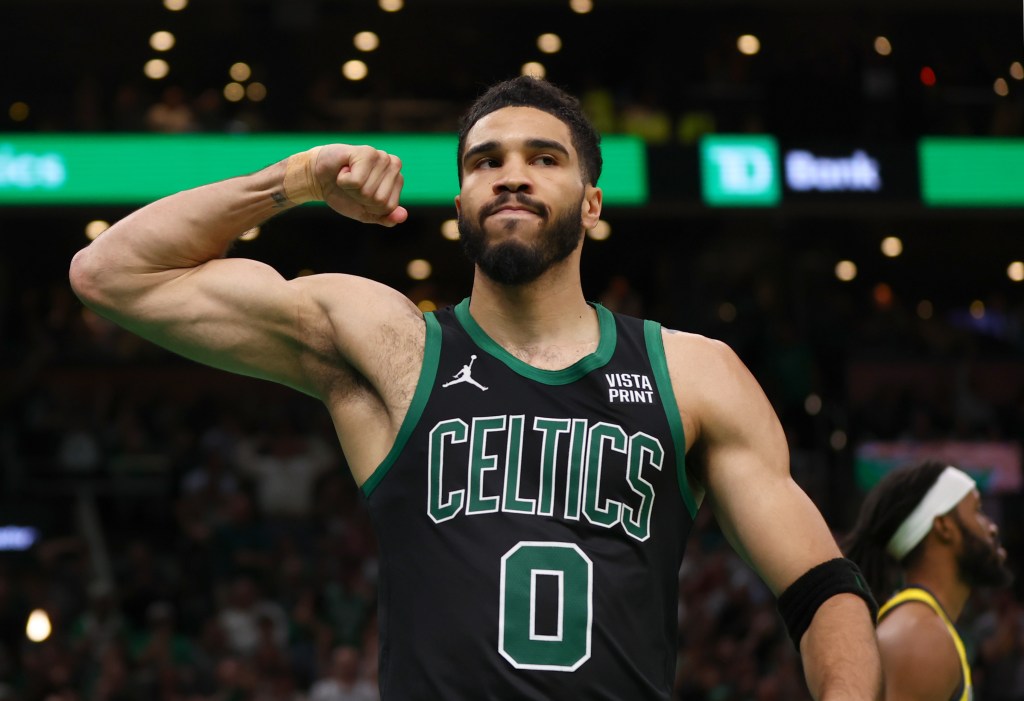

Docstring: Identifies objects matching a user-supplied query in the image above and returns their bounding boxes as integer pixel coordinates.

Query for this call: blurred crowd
[2,5,1023,692]
[0,249,1022,700]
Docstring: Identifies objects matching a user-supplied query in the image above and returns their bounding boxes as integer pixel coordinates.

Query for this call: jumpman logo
[442,354,488,391]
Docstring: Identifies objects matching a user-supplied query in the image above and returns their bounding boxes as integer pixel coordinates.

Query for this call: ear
[454,195,462,217]
[581,185,603,231]
[932,513,959,545]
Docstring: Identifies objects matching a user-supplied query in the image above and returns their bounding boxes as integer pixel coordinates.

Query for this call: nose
[493,157,532,194]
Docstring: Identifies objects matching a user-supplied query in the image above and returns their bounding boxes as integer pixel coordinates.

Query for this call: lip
[491,207,538,215]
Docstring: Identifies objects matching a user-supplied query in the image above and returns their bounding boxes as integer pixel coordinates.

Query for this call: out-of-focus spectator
[210,492,273,583]
[971,589,1024,700]
[217,575,288,660]
[144,86,197,133]
[69,580,126,666]
[235,419,336,524]
[308,646,377,701]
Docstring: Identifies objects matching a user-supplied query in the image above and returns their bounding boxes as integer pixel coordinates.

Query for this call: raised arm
[68,144,412,398]
[667,331,881,701]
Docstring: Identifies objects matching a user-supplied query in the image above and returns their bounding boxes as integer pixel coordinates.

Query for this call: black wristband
[776,557,878,650]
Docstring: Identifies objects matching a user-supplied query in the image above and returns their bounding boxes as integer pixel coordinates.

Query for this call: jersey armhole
[643,320,699,518]
[361,312,442,498]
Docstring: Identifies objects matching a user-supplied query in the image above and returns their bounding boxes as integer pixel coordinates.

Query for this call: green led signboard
[920,138,1024,206]
[0,133,647,206]
[699,135,781,207]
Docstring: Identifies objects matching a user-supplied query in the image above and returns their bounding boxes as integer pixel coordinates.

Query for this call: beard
[459,191,584,286]
[952,512,1014,589]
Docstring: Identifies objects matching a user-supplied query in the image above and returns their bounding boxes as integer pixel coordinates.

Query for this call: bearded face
[458,190,585,286]
[952,511,1014,589]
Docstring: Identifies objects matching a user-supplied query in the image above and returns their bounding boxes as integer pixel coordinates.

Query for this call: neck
[903,557,972,621]
[467,254,599,367]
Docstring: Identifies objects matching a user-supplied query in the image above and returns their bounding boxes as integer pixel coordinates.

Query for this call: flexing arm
[668,332,881,701]
[68,144,410,397]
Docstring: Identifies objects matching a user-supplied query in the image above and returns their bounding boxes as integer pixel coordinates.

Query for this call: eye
[475,157,499,169]
[533,154,557,166]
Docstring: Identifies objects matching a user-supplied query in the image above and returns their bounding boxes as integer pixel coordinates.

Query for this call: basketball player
[70,77,881,699]
[844,461,1013,701]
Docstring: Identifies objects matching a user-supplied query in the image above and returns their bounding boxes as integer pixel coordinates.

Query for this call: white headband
[885,466,977,560]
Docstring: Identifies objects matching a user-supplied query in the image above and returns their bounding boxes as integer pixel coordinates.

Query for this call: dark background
[1,1,1023,700]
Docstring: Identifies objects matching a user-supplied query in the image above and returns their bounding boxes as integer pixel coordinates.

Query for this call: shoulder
[659,328,775,448]
[660,328,743,380]
[877,601,962,698]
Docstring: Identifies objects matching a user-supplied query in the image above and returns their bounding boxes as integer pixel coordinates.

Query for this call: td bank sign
[700,136,781,206]
[700,136,886,207]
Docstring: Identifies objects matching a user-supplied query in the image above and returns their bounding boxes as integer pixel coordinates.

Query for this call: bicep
[101,257,338,395]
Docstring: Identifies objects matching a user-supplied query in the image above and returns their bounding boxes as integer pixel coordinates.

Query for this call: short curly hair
[457,76,603,187]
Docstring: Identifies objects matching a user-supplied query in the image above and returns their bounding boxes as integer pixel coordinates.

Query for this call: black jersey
[361,298,699,700]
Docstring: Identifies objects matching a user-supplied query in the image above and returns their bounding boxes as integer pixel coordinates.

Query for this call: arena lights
[0,525,40,551]
[737,35,761,56]
[354,31,380,52]
[880,236,903,257]
[835,260,857,282]
[26,610,51,643]
[84,220,109,240]
[144,59,170,80]
[246,83,267,102]
[378,0,403,11]
[920,66,937,86]
[873,36,892,56]
[8,102,29,122]
[163,0,187,10]
[223,82,245,102]
[916,300,933,320]
[994,78,1009,97]
[407,259,432,281]
[804,394,822,416]
[521,62,546,78]
[1008,261,1024,282]
[1011,62,1024,80]
[441,219,460,241]
[229,62,252,82]
[149,31,175,52]
[586,220,611,241]
[342,60,369,81]
[970,300,985,320]
[569,0,593,14]
[418,300,438,312]
[537,33,562,54]
[873,282,893,307]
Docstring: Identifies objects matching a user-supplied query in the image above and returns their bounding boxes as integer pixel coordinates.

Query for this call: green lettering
[428,420,467,523]
[583,423,625,528]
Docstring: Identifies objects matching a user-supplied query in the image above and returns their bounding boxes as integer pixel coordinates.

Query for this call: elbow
[68,246,109,311]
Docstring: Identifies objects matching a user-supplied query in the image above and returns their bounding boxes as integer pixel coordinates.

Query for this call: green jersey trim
[361,312,442,498]
[453,297,616,385]
[644,320,697,518]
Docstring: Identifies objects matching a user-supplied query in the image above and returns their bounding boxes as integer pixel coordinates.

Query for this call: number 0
[498,542,593,671]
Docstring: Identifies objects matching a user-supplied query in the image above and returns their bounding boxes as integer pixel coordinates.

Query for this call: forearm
[70,158,294,307]
[800,593,882,701]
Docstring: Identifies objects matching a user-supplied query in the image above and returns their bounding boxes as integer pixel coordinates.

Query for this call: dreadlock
[841,461,950,602]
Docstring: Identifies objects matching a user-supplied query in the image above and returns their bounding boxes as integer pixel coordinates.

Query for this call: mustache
[481,193,548,219]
